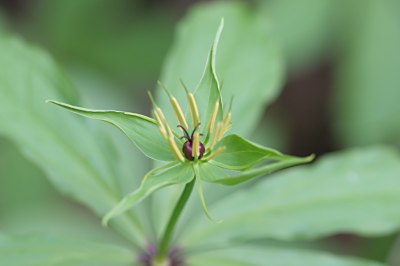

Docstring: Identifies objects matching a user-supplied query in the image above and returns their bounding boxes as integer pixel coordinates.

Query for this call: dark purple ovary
[182,141,205,161]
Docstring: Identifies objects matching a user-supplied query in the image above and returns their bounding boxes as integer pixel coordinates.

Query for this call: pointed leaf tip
[46,99,176,161]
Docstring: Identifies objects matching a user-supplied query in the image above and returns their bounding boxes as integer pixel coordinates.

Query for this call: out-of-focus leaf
[0,133,130,246]
[260,0,335,72]
[48,100,174,161]
[0,234,134,266]
[157,1,283,137]
[187,245,385,266]
[0,139,56,212]
[183,146,400,248]
[332,0,400,147]
[27,0,174,81]
[0,36,146,246]
[103,163,194,225]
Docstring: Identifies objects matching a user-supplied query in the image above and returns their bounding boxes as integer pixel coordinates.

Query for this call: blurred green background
[0,0,399,264]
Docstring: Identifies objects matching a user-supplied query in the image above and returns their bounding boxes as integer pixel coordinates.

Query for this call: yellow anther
[155,107,167,125]
[192,131,200,158]
[170,97,189,129]
[210,122,222,149]
[207,146,225,161]
[218,112,231,141]
[187,93,200,127]
[153,110,168,140]
[168,135,185,162]
[206,101,219,134]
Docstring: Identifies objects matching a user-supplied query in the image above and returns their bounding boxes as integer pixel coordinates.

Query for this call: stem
[157,179,195,260]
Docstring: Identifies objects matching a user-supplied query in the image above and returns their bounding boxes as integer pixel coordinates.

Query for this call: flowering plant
[48,20,312,263]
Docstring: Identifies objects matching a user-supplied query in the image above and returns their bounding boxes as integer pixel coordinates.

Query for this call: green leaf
[0,234,134,266]
[187,245,385,266]
[103,162,194,225]
[48,100,175,161]
[0,36,146,246]
[212,134,285,170]
[27,0,174,81]
[183,146,400,248]
[157,1,283,136]
[332,0,400,146]
[199,155,314,186]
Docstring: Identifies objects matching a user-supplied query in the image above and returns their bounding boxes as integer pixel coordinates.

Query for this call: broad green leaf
[0,141,110,241]
[103,162,194,225]
[0,36,146,246]
[183,146,400,248]
[27,0,174,81]
[187,245,385,266]
[212,134,285,170]
[332,0,400,146]
[157,1,283,137]
[199,155,314,186]
[48,100,174,161]
[0,234,134,266]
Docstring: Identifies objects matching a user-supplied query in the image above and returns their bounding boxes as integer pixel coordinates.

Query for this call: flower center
[178,124,205,161]
[149,86,230,162]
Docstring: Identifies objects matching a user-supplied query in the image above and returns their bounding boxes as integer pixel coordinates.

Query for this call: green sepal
[212,134,285,170]
[200,155,314,186]
[193,164,222,223]
[103,162,194,225]
[193,18,224,123]
[47,100,175,161]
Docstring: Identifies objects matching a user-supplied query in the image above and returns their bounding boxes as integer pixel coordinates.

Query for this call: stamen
[187,93,200,127]
[206,101,219,134]
[171,97,189,129]
[153,110,168,140]
[155,107,173,137]
[210,122,222,149]
[218,112,231,141]
[168,135,185,162]
[207,146,225,161]
[147,91,157,108]
[192,131,200,158]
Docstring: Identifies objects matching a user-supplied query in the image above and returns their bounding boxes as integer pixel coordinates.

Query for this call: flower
[48,20,313,227]
[48,82,312,225]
